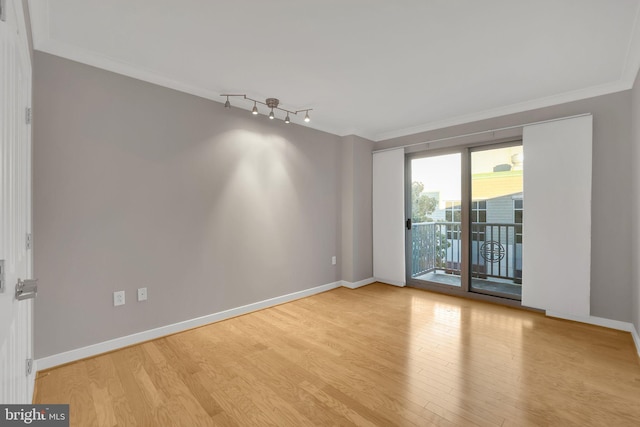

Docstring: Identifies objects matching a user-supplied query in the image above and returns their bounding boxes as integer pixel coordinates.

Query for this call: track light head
[284,113,291,124]
[304,111,310,123]
[269,109,275,120]
[224,97,231,108]
[252,102,258,115]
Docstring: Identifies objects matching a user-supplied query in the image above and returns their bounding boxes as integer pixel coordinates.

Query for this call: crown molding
[372,80,631,142]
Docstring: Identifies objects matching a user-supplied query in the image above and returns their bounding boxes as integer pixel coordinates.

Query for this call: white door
[0,0,34,403]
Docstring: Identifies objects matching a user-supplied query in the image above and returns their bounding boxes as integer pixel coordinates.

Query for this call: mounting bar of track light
[221,94,312,124]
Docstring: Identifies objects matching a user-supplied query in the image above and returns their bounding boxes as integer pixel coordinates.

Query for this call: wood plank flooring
[33,283,640,426]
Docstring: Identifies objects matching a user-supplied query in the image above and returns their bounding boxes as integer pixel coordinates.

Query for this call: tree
[411,181,450,271]
[411,181,438,223]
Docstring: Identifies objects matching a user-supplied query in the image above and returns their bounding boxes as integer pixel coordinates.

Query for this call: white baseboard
[37,282,640,372]
[632,324,640,359]
[341,277,375,289]
[546,311,635,332]
[36,281,342,371]
[374,277,406,287]
[545,312,640,360]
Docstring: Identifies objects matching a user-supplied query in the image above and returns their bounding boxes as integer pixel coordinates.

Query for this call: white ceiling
[28,0,640,141]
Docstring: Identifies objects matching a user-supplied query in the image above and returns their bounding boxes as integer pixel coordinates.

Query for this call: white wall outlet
[137,287,147,302]
[113,290,125,306]
[332,256,337,265]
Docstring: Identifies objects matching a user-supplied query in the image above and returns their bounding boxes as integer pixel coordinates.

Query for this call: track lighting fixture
[220,94,312,125]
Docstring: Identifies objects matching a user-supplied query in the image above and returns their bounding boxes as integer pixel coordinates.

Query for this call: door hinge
[25,107,32,125]
[15,278,38,301]
[26,358,33,376]
[0,260,4,293]
[26,233,32,250]
[0,0,6,22]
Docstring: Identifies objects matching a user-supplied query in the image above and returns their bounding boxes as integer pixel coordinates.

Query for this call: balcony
[411,222,522,298]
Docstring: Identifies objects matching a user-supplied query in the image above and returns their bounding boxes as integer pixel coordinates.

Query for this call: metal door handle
[15,278,37,300]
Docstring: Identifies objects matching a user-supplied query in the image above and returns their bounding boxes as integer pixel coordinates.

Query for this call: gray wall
[377,91,633,322]
[633,69,640,333]
[341,135,373,283]
[352,137,374,281]
[33,52,353,358]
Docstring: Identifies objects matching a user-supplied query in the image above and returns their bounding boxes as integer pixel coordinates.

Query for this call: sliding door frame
[404,147,470,294]
[405,139,525,308]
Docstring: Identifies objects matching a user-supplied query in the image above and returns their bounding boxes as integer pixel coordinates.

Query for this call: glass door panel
[470,145,523,299]
[409,153,462,288]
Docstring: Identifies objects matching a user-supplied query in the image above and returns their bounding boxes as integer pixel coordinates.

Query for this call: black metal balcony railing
[411,222,522,283]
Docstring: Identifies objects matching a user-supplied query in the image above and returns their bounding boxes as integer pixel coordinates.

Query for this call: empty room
[2,0,640,426]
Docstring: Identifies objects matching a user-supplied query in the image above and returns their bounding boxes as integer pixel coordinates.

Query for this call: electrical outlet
[137,287,147,302]
[113,290,125,306]
[332,256,337,265]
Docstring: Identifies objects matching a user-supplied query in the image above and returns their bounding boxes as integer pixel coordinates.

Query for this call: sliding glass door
[407,151,462,289]
[469,145,523,299]
[406,142,523,301]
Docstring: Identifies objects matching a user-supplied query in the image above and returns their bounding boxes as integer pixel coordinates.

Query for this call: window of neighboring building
[471,200,487,241]
[514,198,523,244]
[445,201,461,240]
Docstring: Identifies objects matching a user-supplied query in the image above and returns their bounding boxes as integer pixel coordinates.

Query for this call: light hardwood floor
[34,283,640,426]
